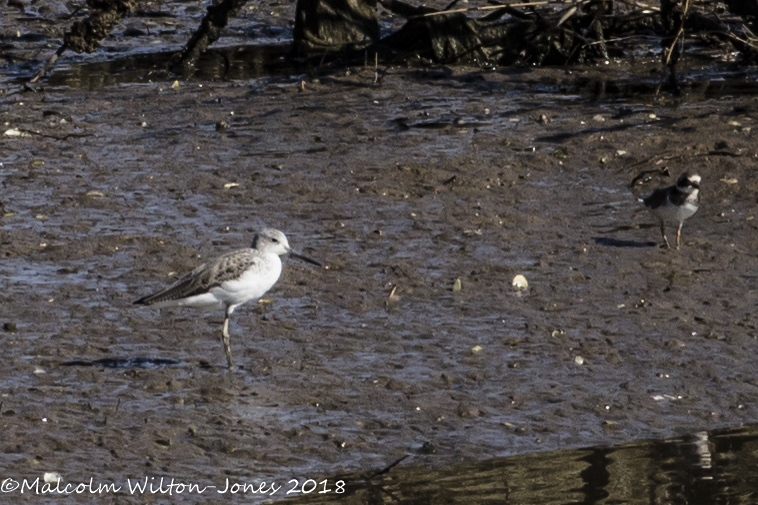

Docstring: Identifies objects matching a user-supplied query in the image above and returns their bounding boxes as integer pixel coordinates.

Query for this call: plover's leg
[222,306,234,371]
[660,222,671,249]
[676,222,683,250]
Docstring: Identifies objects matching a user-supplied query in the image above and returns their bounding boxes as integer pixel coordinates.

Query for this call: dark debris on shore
[11,0,758,92]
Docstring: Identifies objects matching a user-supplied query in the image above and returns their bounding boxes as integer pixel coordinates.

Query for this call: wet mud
[3,5,758,503]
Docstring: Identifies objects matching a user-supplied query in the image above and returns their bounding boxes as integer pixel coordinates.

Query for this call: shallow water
[284,424,758,504]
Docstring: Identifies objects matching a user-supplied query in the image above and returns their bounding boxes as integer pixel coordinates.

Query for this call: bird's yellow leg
[660,222,671,249]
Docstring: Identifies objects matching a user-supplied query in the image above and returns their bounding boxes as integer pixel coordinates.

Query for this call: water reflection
[21,40,758,103]
[280,424,758,504]
[44,43,294,88]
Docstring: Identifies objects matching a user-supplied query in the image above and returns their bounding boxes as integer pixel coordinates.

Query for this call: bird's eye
[271,238,278,243]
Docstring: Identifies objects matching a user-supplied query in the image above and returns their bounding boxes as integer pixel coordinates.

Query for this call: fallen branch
[168,0,250,74]
[663,0,690,66]
[413,2,549,19]
[29,45,67,83]
[29,0,139,84]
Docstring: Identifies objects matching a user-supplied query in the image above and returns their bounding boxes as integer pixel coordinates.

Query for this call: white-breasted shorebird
[134,229,321,370]
[641,172,701,249]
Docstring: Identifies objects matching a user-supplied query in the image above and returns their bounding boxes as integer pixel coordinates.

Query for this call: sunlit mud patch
[281,424,758,505]
[61,357,181,368]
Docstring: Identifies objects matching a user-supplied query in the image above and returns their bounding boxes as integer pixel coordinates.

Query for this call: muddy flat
[3,8,758,502]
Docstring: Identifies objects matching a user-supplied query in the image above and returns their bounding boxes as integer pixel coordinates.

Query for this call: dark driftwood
[294,0,380,56]
[376,0,661,66]
[26,0,758,85]
[169,0,251,75]
[30,0,137,82]
[64,0,139,53]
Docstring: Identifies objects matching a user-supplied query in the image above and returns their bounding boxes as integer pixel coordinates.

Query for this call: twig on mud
[591,13,609,59]
[585,34,655,45]
[718,28,758,52]
[556,6,578,27]
[616,0,659,11]
[60,3,86,21]
[413,1,548,18]
[375,65,391,84]
[29,44,67,83]
[620,152,679,173]
[442,0,462,11]
[663,0,691,67]
[364,455,408,481]
[741,22,758,42]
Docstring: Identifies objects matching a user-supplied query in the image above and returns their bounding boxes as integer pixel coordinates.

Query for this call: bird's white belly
[211,262,282,308]
[172,292,226,309]
[678,200,698,221]
[654,199,698,224]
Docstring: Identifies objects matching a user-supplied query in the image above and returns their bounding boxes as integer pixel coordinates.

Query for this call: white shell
[512,274,528,290]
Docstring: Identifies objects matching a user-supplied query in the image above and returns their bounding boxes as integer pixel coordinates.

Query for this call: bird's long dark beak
[290,251,323,267]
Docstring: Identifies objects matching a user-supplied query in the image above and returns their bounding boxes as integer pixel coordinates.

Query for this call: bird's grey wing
[133,262,211,305]
[202,250,263,291]
[133,249,261,305]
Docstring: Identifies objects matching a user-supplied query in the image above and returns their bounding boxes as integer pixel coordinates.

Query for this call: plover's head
[676,173,701,193]
[252,228,291,256]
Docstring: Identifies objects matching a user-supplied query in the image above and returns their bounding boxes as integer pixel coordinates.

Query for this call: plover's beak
[290,251,323,267]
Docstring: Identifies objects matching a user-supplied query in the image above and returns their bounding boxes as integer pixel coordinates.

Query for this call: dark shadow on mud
[536,117,686,144]
[280,424,758,505]
[42,43,293,88]
[61,357,181,368]
[593,237,658,248]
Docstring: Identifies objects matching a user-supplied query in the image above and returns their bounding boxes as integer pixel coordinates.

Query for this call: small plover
[134,228,321,370]
[641,172,701,249]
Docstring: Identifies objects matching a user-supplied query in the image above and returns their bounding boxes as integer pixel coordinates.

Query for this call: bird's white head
[677,173,701,193]
[252,228,291,256]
